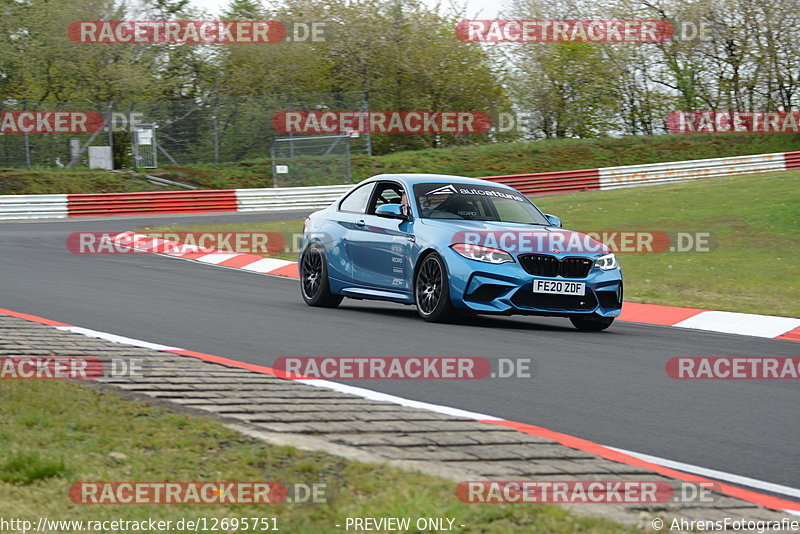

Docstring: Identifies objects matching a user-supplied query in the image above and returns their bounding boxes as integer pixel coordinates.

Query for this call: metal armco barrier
[785,151,800,169]
[480,151,794,194]
[67,190,238,217]
[0,150,796,219]
[236,185,352,212]
[0,194,68,220]
[597,152,787,190]
[481,168,600,195]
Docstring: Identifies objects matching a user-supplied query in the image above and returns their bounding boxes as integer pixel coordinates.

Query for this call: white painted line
[674,311,800,338]
[38,319,800,512]
[194,253,240,265]
[116,233,800,340]
[171,244,201,253]
[137,238,165,251]
[56,321,498,421]
[171,245,214,255]
[54,326,181,351]
[239,257,294,273]
[152,245,186,256]
[607,446,800,501]
[297,378,502,421]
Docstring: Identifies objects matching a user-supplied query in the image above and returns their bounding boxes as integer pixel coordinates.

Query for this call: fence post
[287,93,295,157]
[107,101,114,169]
[364,90,372,156]
[129,102,136,169]
[345,134,351,184]
[212,105,220,164]
[24,133,31,169]
[21,99,32,168]
[271,144,277,188]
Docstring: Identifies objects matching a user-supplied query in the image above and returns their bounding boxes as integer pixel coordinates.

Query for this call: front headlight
[595,253,618,270]
[451,243,514,264]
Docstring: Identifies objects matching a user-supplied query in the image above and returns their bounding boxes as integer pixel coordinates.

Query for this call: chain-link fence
[0,91,371,170]
[270,134,358,187]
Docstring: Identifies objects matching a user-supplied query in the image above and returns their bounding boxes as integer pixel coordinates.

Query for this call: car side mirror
[375,203,410,220]
[545,214,562,227]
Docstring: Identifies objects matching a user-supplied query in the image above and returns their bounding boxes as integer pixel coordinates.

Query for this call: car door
[327,181,375,283]
[347,181,415,292]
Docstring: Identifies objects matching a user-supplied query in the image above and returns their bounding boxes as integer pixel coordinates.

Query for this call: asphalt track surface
[1,212,798,498]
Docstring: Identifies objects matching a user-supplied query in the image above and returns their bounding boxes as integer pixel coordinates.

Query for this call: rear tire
[570,314,614,331]
[300,244,343,308]
[414,253,457,322]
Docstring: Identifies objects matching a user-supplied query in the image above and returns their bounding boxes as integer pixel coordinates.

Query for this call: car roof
[364,173,516,190]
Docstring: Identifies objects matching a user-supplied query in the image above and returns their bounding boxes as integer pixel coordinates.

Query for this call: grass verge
[0,168,173,195]
[3,133,798,193]
[0,380,640,533]
[146,133,800,189]
[535,170,799,317]
[142,170,799,317]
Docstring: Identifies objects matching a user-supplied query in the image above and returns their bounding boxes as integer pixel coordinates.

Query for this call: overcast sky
[189,0,504,18]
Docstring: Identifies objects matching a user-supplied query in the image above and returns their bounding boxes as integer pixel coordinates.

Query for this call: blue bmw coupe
[299,174,623,331]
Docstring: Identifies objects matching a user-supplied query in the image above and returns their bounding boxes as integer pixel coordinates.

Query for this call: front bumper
[442,248,623,318]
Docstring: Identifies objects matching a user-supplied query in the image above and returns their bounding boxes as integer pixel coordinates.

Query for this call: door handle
[356,220,366,227]
[406,235,416,242]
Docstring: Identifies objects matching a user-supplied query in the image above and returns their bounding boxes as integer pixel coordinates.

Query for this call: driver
[400,192,411,218]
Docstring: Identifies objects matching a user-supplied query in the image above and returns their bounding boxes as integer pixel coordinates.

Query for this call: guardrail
[598,152,788,190]
[67,190,239,217]
[481,168,599,195]
[237,185,352,212]
[0,194,68,220]
[0,150,797,219]
[785,150,800,169]
[481,150,797,196]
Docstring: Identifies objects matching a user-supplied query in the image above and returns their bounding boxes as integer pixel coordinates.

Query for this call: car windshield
[413,183,550,225]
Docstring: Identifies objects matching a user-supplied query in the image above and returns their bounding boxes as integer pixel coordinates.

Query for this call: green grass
[146,133,800,189]
[0,168,172,195]
[0,451,70,485]
[534,170,799,317]
[0,380,641,533]
[143,170,800,317]
[140,218,304,261]
[3,132,798,193]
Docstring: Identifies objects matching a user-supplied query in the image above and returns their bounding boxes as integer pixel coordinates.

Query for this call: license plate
[532,280,585,296]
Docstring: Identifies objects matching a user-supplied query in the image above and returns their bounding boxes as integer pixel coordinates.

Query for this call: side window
[494,198,530,222]
[339,183,375,214]
[367,182,405,214]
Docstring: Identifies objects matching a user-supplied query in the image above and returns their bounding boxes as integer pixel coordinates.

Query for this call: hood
[420,218,610,256]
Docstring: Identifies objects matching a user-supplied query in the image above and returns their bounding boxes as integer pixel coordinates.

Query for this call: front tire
[300,244,343,308]
[570,314,614,331]
[414,253,457,322]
